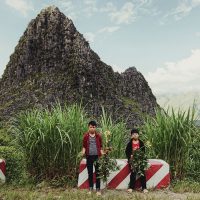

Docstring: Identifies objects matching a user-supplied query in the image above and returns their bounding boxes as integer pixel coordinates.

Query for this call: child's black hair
[88,120,97,127]
[131,128,139,134]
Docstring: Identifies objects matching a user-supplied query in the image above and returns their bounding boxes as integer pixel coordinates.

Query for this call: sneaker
[96,191,102,196]
[87,187,93,195]
[127,188,133,193]
[142,189,148,193]
[87,191,92,195]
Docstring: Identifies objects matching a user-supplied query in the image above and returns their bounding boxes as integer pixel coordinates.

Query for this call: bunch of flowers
[97,130,119,186]
[129,147,149,176]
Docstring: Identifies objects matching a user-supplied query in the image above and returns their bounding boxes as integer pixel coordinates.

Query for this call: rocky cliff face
[0,6,158,127]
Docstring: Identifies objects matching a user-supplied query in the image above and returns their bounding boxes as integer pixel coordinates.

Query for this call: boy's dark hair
[88,120,97,127]
[131,128,139,134]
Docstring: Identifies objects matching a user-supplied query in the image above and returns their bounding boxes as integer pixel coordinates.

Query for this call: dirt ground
[0,187,200,200]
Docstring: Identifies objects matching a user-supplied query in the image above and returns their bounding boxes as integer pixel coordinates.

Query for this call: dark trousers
[129,165,147,190]
[86,155,100,190]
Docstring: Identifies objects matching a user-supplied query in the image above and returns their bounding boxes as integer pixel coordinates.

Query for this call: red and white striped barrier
[78,159,170,189]
[0,159,6,183]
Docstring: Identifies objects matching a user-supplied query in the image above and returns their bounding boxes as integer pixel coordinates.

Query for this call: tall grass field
[0,103,199,191]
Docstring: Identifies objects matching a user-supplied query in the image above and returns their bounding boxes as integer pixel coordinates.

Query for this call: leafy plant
[97,154,119,185]
[97,130,119,186]
[128,148,149,176]
[0,146,27,184]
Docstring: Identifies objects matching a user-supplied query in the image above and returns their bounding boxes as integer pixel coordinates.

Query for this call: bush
[11,104,88,182]
[172,179,200,193]
[10,104,129,185]
[186,129,200,182]
[142,107,197,180]
[0,124,13,146]
[0,146,27,184]
[0,131,12,146]
[99,107,127,158]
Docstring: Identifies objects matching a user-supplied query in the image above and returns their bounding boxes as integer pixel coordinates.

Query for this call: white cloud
[98,26,120,34]
[106,1,156,25]
[163,0,200,21]
[100,2,116,13]
[132,0,153,8]
[145,49,200,95]
[83,26,120,43]
[83,0,98,17]
[109,2,136,24]
[196,32,200,37]
[55,1,157,25]
[84,32,95,43]
[5,0,33,16]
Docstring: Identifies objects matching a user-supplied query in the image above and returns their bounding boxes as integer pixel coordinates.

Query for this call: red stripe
[156,173,170,189]
[134,161,163,188]
[107,162,130,189]
[79,178,89,189]
[79,172,96,189]
[79,163,86,174]
[0,160,6,175]
[107,160,162,189]
[146,162,163,181]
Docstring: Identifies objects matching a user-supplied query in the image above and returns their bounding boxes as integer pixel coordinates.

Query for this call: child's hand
[81,151,85,157]
[101,149,106,155]
[81,148,86,157]
[77,151,84,159]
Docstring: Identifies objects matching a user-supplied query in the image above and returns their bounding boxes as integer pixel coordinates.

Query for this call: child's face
[131,132,139,140]
[88,125,96,133]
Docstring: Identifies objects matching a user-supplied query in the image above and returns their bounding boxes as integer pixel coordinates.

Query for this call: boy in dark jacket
[125,128,148,193]
[82,120,104,196]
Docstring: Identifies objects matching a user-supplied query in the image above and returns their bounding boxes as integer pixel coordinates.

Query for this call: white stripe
[78,159,127,187]
[117,160,149,189]
[104,160,127,186]
[78,168,88,187]
[116,173,144,189]
[78,159,94,187]
[0,170,5,183]
[116,173,130,189]
[147,161,169,188]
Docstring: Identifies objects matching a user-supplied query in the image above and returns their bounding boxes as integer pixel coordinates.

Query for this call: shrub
[99,107,127,158]
[142,107,197,180]
[11,104,88,182]
[0,146,27,184]
[186,129,200,181]
[0,129,12,146]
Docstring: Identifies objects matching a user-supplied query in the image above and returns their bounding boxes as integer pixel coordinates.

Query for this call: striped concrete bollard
[78,159,170,189]
[0,159,6,184]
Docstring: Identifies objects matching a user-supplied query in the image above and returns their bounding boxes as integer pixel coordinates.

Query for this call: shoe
[127,188,133,193]
[142,189,148,193]
[87,187,93,195]
[96,191,102,196]
[87,191,92,195]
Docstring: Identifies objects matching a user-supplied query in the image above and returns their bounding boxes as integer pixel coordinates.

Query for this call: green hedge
[0,146,27,184]
[0,129,13,146]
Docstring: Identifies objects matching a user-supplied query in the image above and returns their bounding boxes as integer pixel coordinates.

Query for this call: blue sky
[0,0,200,95]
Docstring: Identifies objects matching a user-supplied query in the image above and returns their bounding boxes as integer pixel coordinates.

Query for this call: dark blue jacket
[125,139,145,161]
